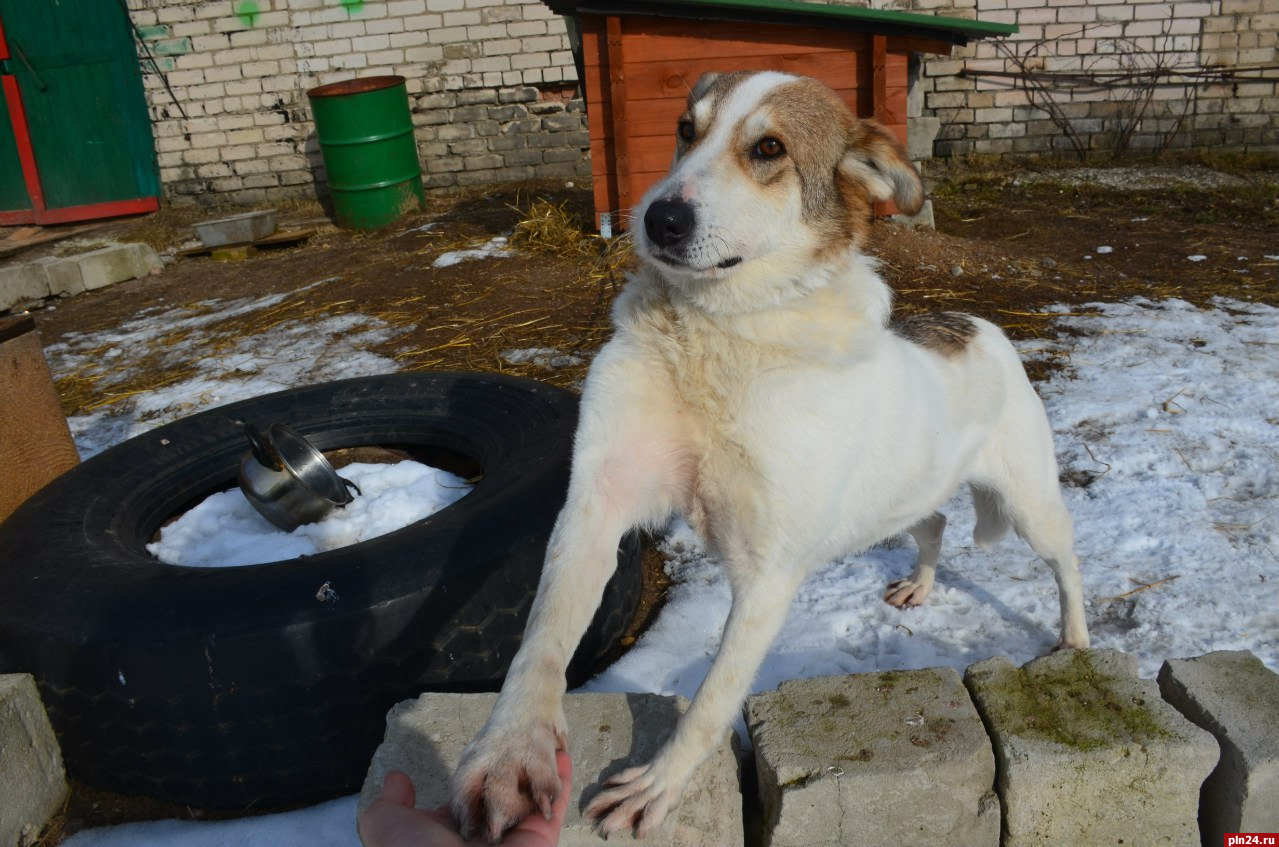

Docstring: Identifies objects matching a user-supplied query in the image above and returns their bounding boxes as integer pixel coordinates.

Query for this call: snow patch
[431,236,514,268]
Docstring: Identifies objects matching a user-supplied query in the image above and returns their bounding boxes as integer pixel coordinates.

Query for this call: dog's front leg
[451,362,689,843]
[586,565,805,838]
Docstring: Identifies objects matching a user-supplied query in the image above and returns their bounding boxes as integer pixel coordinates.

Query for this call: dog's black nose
[644,198,695,248]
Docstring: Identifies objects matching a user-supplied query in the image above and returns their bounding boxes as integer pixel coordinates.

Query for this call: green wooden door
[0,0,159,224]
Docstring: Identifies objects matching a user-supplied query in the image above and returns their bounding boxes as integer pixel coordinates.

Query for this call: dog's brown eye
[754,137,785,159]
[677,120,695,143]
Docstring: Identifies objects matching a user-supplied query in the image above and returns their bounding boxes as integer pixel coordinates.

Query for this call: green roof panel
[542,0,1017,46]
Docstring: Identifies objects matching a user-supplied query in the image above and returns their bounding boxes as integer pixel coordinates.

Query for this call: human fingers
[359,771,462,847]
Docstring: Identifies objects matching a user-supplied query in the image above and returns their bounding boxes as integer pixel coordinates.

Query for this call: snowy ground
[53,286,1277,846]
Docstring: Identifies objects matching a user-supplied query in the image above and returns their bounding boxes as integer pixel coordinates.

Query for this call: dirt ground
[23,157,1279,403]
[7,155,1279,840]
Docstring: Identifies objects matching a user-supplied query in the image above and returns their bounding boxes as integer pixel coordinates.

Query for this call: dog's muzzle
[642,197,742,271]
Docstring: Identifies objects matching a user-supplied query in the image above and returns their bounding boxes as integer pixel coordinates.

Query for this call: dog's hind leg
[883,511,946,607]
[972,360,1090,651]
[1011,492,1090,650]
[977,459,1090,651]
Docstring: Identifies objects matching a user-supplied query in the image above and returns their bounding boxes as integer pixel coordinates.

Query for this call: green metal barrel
[306,76,426,229]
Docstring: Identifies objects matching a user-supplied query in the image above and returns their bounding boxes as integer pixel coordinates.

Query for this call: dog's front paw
[450,717,568,844]
[584,758,690,839]
[883,577,933,607]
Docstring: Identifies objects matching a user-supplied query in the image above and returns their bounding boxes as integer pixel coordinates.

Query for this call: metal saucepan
[237,423,360,531]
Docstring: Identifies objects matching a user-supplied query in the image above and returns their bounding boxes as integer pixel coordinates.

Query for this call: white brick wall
[128,0,1277,205]
[896,0,1279,156]
[126,0,586,205]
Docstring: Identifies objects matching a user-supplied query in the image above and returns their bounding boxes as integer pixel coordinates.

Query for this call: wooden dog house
[542,0,1016,230]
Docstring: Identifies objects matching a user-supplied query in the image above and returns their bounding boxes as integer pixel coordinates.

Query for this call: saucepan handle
[244,423,282,470]
[341,476,362,498]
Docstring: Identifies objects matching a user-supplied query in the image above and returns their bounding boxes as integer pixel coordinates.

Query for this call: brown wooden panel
[600,51,864,104]
[881,87,909,128]
[872,35,888,123]
[628,137,681,176]
[581,52,863,115]
[606,16,633,214]
[587,80,864,141]
[621,17,869,62]
[591,137,612,181]
[580,15,617,225]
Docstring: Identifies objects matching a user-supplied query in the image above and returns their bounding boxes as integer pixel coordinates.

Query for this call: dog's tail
[971,484,1012,549]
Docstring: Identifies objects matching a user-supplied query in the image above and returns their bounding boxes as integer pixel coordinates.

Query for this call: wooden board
[0,317,79,522]
[584,56,865,137]
[618,17,868,62]
[0,221,109,259]
[175,229,314,258]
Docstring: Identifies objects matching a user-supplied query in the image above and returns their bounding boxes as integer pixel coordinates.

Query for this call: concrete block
[908,116,942,160]
[0,674,68,847]
[360,692,743,847]
[129,243,164,275]
[746,669,998,847]
[965,650,1218,847]
[1158,650,1279,842]
[0,263,52,313]
[891,199,935,230]
[35,258,86,298]
[73,244,146,291]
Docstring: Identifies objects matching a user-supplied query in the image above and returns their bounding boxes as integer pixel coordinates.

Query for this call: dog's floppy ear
[838,119,924,215]
[688,72,722,105]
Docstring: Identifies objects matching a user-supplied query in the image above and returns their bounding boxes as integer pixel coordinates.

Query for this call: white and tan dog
[450,70,1089,841]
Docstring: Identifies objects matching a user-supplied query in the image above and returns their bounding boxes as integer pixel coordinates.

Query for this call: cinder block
[892,198,935,230]
[746,670,998,847]
[360,692,743,847]
[0,263,51,313]
[128,243,164,276]
[908,115,941,160]
[0,674,68,847]
[1158,651,1279,842]
[73,244,146,291]
[965,650,1218,847]
[32,257,83,296]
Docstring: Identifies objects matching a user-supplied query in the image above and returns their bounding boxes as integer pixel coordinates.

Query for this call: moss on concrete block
[965,649,1218,847]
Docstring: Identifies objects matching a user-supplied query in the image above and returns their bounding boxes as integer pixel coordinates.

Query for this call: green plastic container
[306,76,426,230]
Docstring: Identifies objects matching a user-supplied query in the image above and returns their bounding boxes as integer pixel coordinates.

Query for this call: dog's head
[632,71,923,312]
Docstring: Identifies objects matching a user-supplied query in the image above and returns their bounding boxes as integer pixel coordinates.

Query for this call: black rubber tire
[0,372,641,810]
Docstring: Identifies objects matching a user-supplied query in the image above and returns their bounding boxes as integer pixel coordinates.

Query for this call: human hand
[358,750,572,847]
